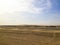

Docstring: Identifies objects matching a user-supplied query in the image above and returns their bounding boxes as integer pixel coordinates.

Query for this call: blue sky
[0,0,60,25]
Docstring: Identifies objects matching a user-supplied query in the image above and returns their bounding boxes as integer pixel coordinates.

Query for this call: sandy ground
[0,29,60,45]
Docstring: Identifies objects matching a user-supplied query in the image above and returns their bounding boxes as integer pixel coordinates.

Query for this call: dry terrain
[0,25,60,45]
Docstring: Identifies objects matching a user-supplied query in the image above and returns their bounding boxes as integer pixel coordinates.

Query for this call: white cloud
[0,0,52,25]
[47,0,52,8]
[0,0,51,14]
[0,0,52,14]
[30,0,52,14]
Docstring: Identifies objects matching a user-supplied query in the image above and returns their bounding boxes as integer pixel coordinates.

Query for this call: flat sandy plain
[0,25,60,45]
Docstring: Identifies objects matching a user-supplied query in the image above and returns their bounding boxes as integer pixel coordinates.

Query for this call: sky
[0,0,60,25]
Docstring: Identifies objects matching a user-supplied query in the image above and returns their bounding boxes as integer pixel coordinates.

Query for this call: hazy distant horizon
[0,24,60,26]
[0,0,60,25]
